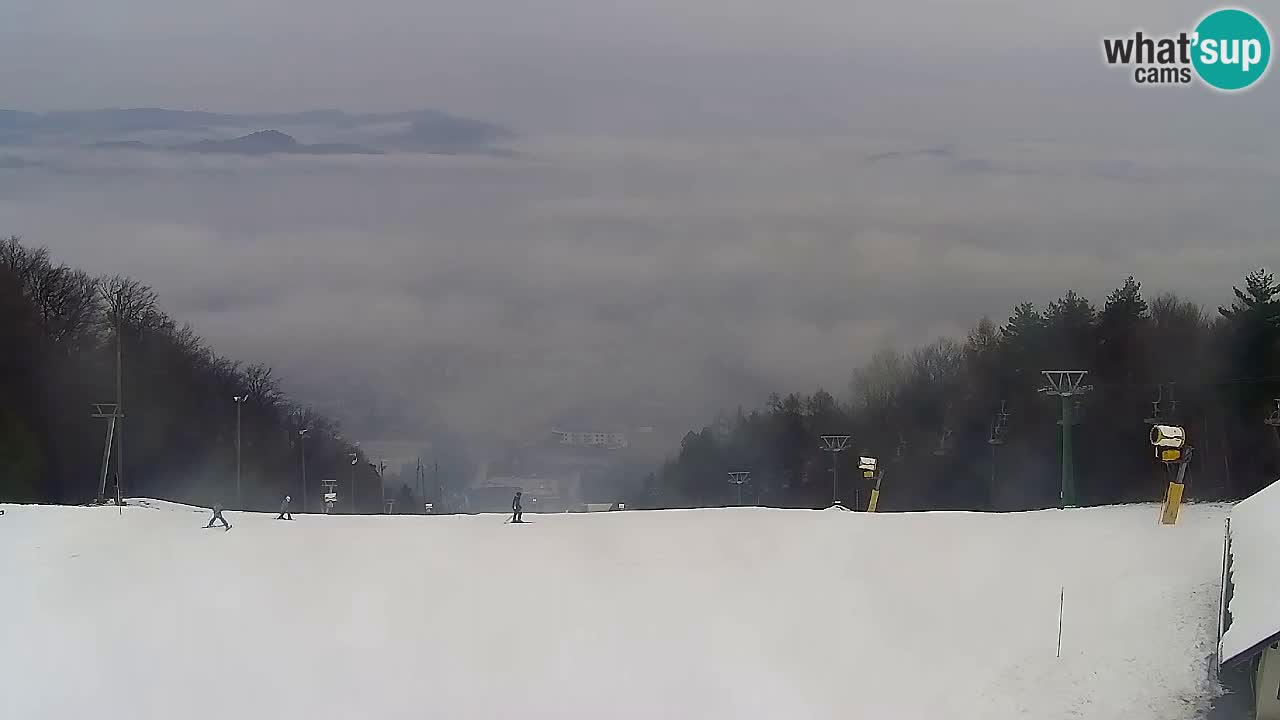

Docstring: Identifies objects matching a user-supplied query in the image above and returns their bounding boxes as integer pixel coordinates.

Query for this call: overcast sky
[1,0,1278,447]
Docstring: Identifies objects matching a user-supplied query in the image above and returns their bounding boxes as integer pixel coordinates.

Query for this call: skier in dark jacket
[277,495,293,520]
[511,491,523,523]
[205,502,230,529]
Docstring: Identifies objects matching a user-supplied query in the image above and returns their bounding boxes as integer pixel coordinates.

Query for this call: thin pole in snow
[1057,586,1064,658]
[1216,517,1231,676]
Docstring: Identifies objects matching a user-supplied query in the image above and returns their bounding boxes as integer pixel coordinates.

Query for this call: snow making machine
[859,455,883,512]
[1151,424,1191,525]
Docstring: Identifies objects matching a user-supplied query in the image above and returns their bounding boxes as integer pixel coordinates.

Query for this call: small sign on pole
[321,480,339,514]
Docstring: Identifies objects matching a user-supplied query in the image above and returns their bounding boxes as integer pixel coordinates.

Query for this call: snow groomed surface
[0,500,1228,719]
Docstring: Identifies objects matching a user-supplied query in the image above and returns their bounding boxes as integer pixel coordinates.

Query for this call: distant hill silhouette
[86,130,383,156]
[3,107,504,130]
[89,140,150,150]
[0,154,31,169]
[376,110,512,151]
[177,130,383,156]
[0,107,512,154]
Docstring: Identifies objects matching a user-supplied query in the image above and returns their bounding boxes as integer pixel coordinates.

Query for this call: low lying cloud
[1,128,1277,447]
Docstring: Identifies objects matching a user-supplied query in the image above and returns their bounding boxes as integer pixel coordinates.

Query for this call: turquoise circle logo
[1192,8,1271,91]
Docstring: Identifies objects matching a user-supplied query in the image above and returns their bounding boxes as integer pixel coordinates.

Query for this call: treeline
[0,235,394,511]
[641,272,1280,511]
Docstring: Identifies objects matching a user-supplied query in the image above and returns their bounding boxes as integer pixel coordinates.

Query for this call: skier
[511,490,523,523]
[205,502,231,530]
[277,495,293,520]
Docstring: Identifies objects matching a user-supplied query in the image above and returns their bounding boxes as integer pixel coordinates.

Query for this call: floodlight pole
[1040,371,1092,508]
[233,395,248,509]
[298,428,309,512]
[820,435,852,508]
[349,452,359,513]
[379,460,388,511]
[114,303,125,502]
[728,471,751,506]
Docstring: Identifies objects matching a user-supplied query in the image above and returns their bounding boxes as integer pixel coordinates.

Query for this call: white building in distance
[552,429,628,449]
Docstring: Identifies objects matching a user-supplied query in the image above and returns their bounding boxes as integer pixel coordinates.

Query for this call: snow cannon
[859,456,884,512]
[1150,424,1185,455]
[858,456,878,476]
[1150,425,1191,525]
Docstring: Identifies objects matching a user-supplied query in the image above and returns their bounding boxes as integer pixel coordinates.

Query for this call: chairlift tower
[820,435,851,509]
[1144,383,1179,426]
[91,403,123,503]
[1039,371,1092,508]
[727,471,751,506]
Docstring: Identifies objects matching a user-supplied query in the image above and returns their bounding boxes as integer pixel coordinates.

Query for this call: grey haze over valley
[2,0,1277,456]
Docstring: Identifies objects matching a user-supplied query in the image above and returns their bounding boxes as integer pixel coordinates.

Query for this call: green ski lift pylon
[1040,371,1093,508]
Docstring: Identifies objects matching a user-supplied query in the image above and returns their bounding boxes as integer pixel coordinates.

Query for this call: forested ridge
[4,233,1279,514]
[639,273,1280,511]
[0,235,389,510]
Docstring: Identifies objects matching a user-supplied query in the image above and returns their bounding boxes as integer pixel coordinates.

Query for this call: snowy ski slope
[0,500,1229,719]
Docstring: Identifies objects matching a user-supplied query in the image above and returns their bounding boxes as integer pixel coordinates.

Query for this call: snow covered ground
[0,500,1229,719]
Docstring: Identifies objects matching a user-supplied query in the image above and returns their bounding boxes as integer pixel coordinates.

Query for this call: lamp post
[233,395,248,509]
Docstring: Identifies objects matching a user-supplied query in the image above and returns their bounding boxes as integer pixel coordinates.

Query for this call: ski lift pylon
[1145,383,1180,425]
[1144,384,1165,425]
